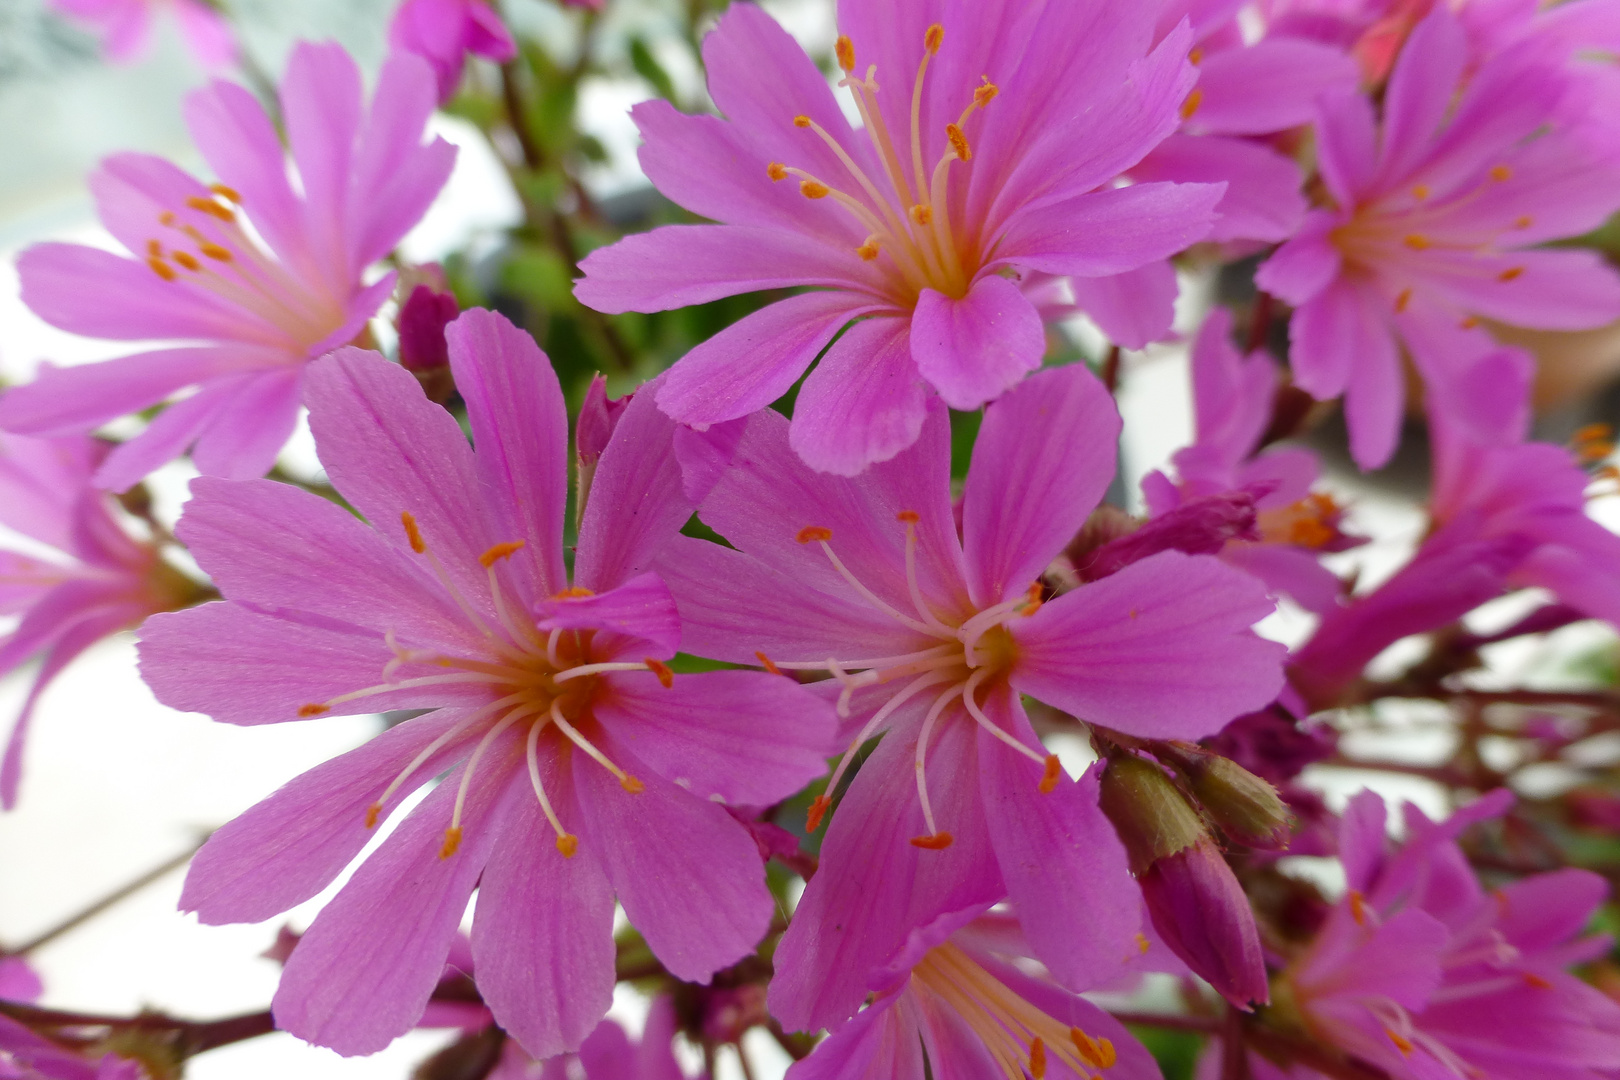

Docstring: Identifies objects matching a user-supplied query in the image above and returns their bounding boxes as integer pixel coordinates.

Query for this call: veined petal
[1378,8,1468,182]
[533,572,681,659]
[962,364,1119,607]
[911,276,1046,412]
[1011,550,1284,739]
[1068,260,1178,350]
[281,42,364,290]
[350,50,456,270]
[188,366,304,481]
[994,182,1223,279]
[792,315,931,475]
[1132,134,1306,244]
[1189,39,1358,136]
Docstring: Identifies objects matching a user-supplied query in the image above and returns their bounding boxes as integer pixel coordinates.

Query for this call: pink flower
[389,0,517,105]
[1279,788,1620,1079]
[50,0,235,70]
[786,905,1161,1080]
[0,958,43,1003]
[0,43,455,491]
[1256,7,1620,468]
[0,961,145,1079]
[137,310,835,1059]
[655,363,1285,1030]
[575,1,1224,475]
[0,433,202,810]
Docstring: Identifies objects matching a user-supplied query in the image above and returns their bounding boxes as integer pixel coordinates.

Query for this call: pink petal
[1428,248,1620,331]
[1312,87,1379,206]
[1220,543,1344,617]
[183,80,307,272]
[174,0,236,68]
[1068,260,1178,350]
[1189,39,1358,136]
[962,364,1119,606]
[274,742,526,1056]
[472,748,616,1059]
[656,292,874,429]
[1378,9,1468,181]
[189,367,304,480]
[281,42,364,286]
[92,378,256,492]
[769,712,1001,1033]
[1287,280,1397,463]
[574,226,875,314]
[780,993,905,1080]
[445,310,569,600]
[179,708,484,924]
[1132,134,1306,244]
[574,382,696,595]
[305,348,495,610]
[911,277,1044,412]
[791,315,931,475]
[1253,211,1341,306]
[1011,550,1285,740]
[350,51,457,270]
[592,668,835,806]
[1342,310,1406,471]
[995,182,1223,280]
[975,686,1139,989]
[573,733,773,983]
[533,572,681,659]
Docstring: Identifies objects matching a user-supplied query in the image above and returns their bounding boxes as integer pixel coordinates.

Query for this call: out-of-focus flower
[1273,788,1620,1079]
[49,0,235,70]
[0,43,455,490]
[1257,7,1620,468]
[576,1,1223,475]
[0,433,204,809]
[138,310,835,1058]
[786,904,1161,1080]
[0,958,42,1003]
[0,961,146,1079]
[388,0,517,104]
[657,363,1284,1030]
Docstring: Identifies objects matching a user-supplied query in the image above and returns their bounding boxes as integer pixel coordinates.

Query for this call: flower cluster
[5,1,1620,1079]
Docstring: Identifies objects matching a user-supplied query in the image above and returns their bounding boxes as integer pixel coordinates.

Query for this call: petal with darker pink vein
[573,733,772,983]
[994,182,1223,280]
[189,366,304,481]
[281,42,364,287]
[1011,550,1284,740]
[1131,135,1305,244]
[792,315,931,475]
[533,572,681,659]
[911,275,1045,412]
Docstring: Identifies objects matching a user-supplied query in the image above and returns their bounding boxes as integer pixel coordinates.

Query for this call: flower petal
[1132,134,1305,244]
[189,366,304,480]
[911,276,1045,413]
[281,42,364,286]
[995,182,1223,279]
[791,316,932,475]
[1068,260,1178,350]
[533,572,681,659]
[1189,39,1358,136]
[962,364,1119,606]
[1011,550,1284,739]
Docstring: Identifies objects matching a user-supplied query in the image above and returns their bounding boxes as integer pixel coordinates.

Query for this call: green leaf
[1130,1026,1205,1080]
[629,37,677,102]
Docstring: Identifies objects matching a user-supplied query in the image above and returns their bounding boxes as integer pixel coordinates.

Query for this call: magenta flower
[1280,788,1620,1079]
[575,1,1223,475]
[1256,7,1620,468]
[656,363,1285,1029]
[787,904,1161,1080]
[0,43,455,491]
[0,433,202,810]
[0,958,42,1003]
[137,310,835,1057]
[0,1017,146,1080]
[389,0,517,104]
[50,0,235,69]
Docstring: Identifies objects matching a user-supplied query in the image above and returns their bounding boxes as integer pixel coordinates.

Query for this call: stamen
[1413,185,1431,200]
[923,24,943,53]
[198,242,232,262]
[444,706,530,857]
[754,651,784,676]
[856,238,880,260]
[173,251,202,272]
[479,540,526,567]
[1498,266,1524,282]
[973,78,998,108]
[1029,1038,1047,1079]
[1489,165,1511,182]
[298,703,329,717]
[185,195,236,222]
[553,660,663,683]
[961,669,1049,770]
[527,721,578,857]
[796,526,833,543]
[1135,933,1151,954]
[147,257,177,282]
[793,115,811,128]
[401,512,425,553]
[209,183,241,202]
[1350,890,1370,926]
[897,511,954,636]
[1514,215,1532,229]
[812,670,959,831]
[800,180,831,199]
[1179,88,1203,121]
[1386,1029,1414,1055]
[910,832,953,849]
[767,162,787,182]
[946,123,971,161]
[440,827,462,859]
[1072,1029,1116,1069]
[1039,754,1062,794]
[910,680,967,849]
[806,793,833,833]
[910,204,933,226]
[1404,234,1431,250]
[549,702,644,792]
[814,538,935,634]
[835,35,855,73]
[645,658,675,688]
[367,694,526,829]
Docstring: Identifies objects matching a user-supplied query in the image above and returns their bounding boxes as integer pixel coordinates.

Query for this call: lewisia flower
[0,43,455,491]
[1256,6,1620,468]
[0,432,204,809]
[576,1,1224,475]
[49,0,234,69]
[786,904,1160,1080]
[656,363,1286,1029]
[1273,789,1620,1079]
[138,310,835,1057]
[389,0,517,105]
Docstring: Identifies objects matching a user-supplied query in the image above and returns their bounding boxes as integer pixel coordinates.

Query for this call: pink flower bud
[1141,837,1269,1009]
[397,284,460,373]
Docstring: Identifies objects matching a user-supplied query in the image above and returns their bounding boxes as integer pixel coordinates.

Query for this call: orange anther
[147,257,177,282]
[1576,423,1613,444]
[1179,88,1203,121]
[1023,581,1043,614]
[856,240,880,261]
[1412,184,1431,200]
[755,650,784,676]
[439,826,463,859]
[909,831,954,850]
[1029,1037,1047,1079]
[1135,932,1151,954]
[298,703,330,717]
[1072,1029,1114,1069]
[364,802,382,829]
[185,195,235,221]
[646,658,675,688]
[1039,754,1062,794]
[945,122,970,162]
[835,35,855,73]
[479,540,526,567]
[1349,890,1369,926]
[923,23,943,53]
[147,239,163,258]
[910,204,933,226]
[1499,266,1524,282]
[1514,215,1533,229]
[1523,972,1553,989]
[1188,47,1203,65]
[806,794,832,832]
[1386,1029,1414,1055]
[800,180,831,199]
[796,526,833,543]
[1460,316,1481,329]
[793,115,812,128]
[556,833,579,858]
[209,183,241,203]
[198,242,232,262]
[174,251,203,272]
[159,211,177,226]
[1395,287,1412,313]
[620,775,646,794]
[896,509,921,523]
[401,512,425,553]
[1404,233,1431,250]
[1490,164,1512,182]
[766,161,787,182]
[973,79,999,107]
[553,586,595,598]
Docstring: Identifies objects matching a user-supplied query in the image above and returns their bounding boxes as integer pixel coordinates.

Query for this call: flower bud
[1097,751,1207,874]
[1141,837,1269,1009]
[397,283,459,374]
[1159,743,1292,850]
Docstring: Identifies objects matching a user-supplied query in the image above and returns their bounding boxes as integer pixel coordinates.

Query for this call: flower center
[141,185,351,354]
[1257,493,1343,549]
[763,511,1059,851]
[910,943,1119,1080]
[767,23,999,305]
[295,513,670,860]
